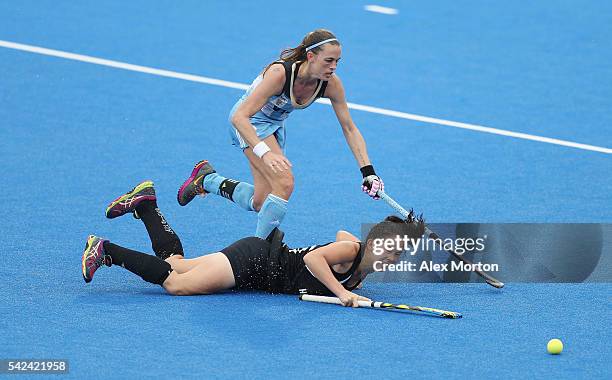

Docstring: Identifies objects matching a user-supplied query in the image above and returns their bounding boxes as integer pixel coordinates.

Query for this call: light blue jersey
[228,60,328,151]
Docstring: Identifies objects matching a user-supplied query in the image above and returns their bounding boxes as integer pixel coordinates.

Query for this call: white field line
[1,39,610,154]
[364,5,399,15]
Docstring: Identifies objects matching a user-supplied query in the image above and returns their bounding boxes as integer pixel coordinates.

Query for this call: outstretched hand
[338,291,371,308]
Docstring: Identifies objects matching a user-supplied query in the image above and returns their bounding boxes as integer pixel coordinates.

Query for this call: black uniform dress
[220,230,364,295]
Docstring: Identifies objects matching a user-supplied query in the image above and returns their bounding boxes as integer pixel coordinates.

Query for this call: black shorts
[220,237,272,291]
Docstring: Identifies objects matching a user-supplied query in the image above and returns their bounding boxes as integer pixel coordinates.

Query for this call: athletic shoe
[82,235,111,283]
[177,160,215,206]
[105,180,156,219]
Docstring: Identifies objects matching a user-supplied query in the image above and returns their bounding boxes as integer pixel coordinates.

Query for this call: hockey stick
[299,294,462,319]
[378,191,504,288]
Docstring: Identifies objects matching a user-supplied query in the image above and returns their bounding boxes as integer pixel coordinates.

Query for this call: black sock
[104,242,173,285]
[135,200,184,260]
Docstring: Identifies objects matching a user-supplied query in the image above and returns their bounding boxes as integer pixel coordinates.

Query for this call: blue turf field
[1,1,611,378]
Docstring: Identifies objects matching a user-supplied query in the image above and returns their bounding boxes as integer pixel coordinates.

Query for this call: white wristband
[253,141,271,158]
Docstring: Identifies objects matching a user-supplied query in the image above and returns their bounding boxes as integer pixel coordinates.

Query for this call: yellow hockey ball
[547,339,563,354]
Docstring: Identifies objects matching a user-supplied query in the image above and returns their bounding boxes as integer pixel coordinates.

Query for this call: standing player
[88,181,423,306]
[177,29,384,239]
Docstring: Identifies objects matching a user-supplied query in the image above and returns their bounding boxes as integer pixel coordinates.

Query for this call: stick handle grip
[299,294,371,308]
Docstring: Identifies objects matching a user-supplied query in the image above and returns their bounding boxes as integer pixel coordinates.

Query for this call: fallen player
[83,181,424,307]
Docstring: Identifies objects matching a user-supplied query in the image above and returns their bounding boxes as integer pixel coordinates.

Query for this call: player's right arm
[303,241,370,307]
[230,64,291,171]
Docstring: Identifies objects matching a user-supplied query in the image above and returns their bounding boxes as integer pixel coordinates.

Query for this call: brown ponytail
[263,29,340,75]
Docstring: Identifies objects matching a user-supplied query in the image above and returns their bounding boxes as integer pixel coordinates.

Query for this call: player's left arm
[303,241,369,306]
[326,75,370,167]
[326,75,384,199]
[335,230,360,242]
[335,230,363,287]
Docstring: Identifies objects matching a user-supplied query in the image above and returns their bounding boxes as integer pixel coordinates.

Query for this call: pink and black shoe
[177,160,215,206]
[81,235,111,283]
[105,180,156,219]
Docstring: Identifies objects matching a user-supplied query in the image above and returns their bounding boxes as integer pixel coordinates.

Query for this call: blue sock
[203,173,255,211]
[255,194,288,239]
[202,172,224,194]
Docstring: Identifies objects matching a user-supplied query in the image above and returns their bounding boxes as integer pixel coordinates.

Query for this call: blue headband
[305,38,338,51]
